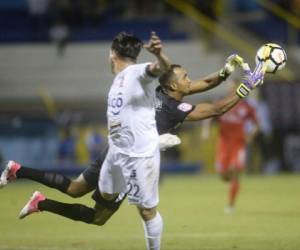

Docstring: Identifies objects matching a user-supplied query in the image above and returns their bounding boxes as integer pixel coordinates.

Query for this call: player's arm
[188,54,245,95]
[144,31,171,77]
[188,71,223,94]
[186,65,265,121]
[185,90,241,121]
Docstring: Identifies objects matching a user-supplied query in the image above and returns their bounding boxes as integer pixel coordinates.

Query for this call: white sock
[142,211,163,250]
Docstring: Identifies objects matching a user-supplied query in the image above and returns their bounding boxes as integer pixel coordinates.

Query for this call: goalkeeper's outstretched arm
[185,89,241,121]
[187,54,245,95]
[188,71,224,95]
[185,65,265,121]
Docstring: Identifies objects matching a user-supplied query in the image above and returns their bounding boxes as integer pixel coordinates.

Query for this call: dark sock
[92,188,127,211]
[38,199,95,224]
[16,167,71,193]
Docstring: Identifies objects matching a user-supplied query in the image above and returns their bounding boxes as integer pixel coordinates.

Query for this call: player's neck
[114,60,135,74]
[168,91,183,101]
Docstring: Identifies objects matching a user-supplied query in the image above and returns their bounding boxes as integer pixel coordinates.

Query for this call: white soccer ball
[255,43,287,74]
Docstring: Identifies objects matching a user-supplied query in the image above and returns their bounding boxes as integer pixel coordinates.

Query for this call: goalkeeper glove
[236,62,264,98]
[219,54,245,80]
[159,133,181,151]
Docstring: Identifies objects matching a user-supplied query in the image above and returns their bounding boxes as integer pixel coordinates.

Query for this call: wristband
[236,83,251,98]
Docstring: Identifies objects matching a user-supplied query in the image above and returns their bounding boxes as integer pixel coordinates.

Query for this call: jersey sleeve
[174,102,195,122]
[136,63,157,84]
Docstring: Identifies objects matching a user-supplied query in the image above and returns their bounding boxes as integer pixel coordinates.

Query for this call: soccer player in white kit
[99,31,169,250]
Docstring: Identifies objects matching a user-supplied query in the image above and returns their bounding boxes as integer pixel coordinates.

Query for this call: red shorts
[216,141,246,173]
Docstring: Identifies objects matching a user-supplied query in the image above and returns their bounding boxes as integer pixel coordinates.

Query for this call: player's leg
[1,146,108,197]
[219,167,237,214]
[228,168,240,209]
[19,191,96,223]
[0,160,72,193]
[125,150,162,250]
[91,188,127,225]
[220,170,231,182]
[216,144,236,213]
[138,206,163,250]
[219,166,239,214]
[19,146,126,225]
[216,140,230,181]
[67,158,104,197]
[18,189,126,225]
[226,146,245,212]
[219,167,235,213]
[0,161,94,197]
[70,145,108,196]
[84,146,131,225]
[217,155,231,182]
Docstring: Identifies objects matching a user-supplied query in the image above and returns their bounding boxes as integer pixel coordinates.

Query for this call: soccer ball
[255,43,287,74]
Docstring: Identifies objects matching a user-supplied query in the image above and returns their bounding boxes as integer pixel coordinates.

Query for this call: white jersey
[107,63,159,157]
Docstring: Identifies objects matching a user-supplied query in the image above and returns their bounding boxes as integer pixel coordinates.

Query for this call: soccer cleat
[19,191,45,219]
[0,160,21,187]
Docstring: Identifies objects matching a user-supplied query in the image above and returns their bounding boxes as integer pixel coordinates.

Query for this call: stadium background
[0,1,300,250]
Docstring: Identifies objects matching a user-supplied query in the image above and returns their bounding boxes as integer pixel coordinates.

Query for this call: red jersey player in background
[217,99,259,213]
[203,82,259,214]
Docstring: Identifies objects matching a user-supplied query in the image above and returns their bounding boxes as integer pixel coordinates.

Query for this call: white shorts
[99,145,160,208]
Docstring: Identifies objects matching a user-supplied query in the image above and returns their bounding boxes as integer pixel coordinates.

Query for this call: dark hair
[111,32,143,60]
[159,64,182,91]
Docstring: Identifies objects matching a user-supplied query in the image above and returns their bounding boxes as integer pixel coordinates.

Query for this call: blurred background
[0,0,299,176]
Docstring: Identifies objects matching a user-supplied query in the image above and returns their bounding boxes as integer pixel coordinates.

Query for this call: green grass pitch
[0,174,299,250]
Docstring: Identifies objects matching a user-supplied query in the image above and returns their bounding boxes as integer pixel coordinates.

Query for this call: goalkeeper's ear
[168,81,177,91]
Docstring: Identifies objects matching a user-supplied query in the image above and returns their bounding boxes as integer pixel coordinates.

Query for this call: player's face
[173,67,191,94]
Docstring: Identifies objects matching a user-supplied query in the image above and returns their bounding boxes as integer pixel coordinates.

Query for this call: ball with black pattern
[255,43,287,74]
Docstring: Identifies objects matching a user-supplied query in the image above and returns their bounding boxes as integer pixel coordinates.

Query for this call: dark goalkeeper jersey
[155,86,195,135]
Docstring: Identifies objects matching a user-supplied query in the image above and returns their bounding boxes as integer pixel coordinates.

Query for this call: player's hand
[236,63,264,98]
[144,31,162,56]
[219,54,245,80]
[226,54,244,73]
[244,62,264,89]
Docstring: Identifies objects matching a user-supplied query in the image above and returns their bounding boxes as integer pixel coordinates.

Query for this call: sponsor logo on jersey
[109,92,123,115]
[177,102,192,112]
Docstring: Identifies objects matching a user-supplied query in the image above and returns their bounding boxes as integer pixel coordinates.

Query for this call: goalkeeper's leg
[0,160,101,197]
[0,147,108,196]
[19,190,126,226]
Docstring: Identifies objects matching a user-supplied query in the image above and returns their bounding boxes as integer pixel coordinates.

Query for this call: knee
[92,207,116,226]
[67,182,84,198]
[138,207,157,221]
[100,192,118,201]
[93,217,107,226]
[220,172,231,182]
[231,169,240,180]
